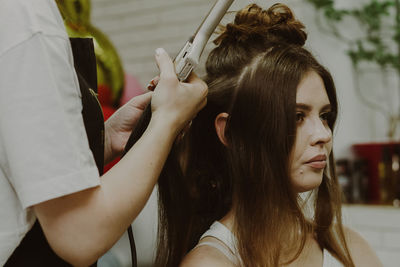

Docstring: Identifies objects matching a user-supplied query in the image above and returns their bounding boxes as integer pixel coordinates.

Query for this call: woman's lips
[305,160,326,169]
[305,154,327,169]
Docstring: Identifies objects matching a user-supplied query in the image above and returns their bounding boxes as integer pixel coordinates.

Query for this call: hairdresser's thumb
[155,48,177,81]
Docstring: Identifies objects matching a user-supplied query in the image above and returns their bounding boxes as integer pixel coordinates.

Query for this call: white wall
[90,1,400,266]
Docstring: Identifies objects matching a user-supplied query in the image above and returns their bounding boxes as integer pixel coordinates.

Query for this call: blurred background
[58,0,400,266]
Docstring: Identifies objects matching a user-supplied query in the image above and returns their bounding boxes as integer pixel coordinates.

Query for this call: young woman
[154,3,382,267]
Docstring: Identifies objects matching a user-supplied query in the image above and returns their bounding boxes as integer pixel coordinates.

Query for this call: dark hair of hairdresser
[154,3,354,267]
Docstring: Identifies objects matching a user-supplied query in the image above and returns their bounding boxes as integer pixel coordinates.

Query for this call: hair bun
[214,3,307,46]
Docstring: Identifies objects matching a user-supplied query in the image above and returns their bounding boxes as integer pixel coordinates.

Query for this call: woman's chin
[292,172,323,193]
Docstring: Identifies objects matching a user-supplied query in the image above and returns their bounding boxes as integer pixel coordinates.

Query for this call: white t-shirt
[0,0,100,264]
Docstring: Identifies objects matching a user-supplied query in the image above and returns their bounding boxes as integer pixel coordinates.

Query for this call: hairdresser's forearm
[34,116,178,266]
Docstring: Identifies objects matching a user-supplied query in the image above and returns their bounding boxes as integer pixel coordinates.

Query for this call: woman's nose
[310,119,332,146]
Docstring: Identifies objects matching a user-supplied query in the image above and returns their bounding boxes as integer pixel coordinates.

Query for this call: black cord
[127,225,137,267]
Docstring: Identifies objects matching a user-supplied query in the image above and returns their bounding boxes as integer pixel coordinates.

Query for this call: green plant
[306,0,400,139]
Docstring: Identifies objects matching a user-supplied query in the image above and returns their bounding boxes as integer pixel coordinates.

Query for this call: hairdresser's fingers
[127,91,153,111]
[154,48,178,83]
[186,72,208,109]
[146,76,160,91]
[184,72,208,105]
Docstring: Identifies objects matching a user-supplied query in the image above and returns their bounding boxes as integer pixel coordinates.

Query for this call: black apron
[5,38,104,267]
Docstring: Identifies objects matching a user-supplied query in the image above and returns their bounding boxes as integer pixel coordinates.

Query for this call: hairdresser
[0,0,207,266]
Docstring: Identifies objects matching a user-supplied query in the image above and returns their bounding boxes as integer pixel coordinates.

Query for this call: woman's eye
[320,112,332,122]
[296,112,305,123]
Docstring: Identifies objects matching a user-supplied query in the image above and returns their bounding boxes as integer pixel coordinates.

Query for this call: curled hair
[154,3,354,267]
[207,3,306,79]
[214,3,306,46]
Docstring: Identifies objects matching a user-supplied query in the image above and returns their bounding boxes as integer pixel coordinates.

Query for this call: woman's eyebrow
[295,103,332,111]
[320,104,332,112]
[295,103,311,111]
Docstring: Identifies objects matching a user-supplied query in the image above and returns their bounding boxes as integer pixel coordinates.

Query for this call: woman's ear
[215,112,229,146]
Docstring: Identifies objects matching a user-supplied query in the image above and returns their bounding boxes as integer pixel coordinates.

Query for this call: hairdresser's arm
[344,227,383,267]
[33,48,207,267]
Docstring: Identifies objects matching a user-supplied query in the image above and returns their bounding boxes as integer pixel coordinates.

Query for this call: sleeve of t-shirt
[0,33,101,209]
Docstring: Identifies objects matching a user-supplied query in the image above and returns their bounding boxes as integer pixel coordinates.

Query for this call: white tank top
[195,221,344,267]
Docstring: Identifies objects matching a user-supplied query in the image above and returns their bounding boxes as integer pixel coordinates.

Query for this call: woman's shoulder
[180,239,235,267]
[342,226,383,267]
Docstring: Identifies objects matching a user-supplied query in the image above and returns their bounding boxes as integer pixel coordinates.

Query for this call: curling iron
[121,1,234,266]
[174,0,234,81]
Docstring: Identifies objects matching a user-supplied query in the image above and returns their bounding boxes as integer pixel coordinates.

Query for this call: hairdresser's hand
[104,92,152,164]
[150,48,207,134]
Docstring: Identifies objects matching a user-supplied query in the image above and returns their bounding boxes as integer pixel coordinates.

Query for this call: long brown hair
[154,3,354,267]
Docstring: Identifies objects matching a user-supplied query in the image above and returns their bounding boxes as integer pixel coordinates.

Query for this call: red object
[98,84,113,107]
[352,142,400,203]
[104,157,120,173]
[102,105,115,121]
